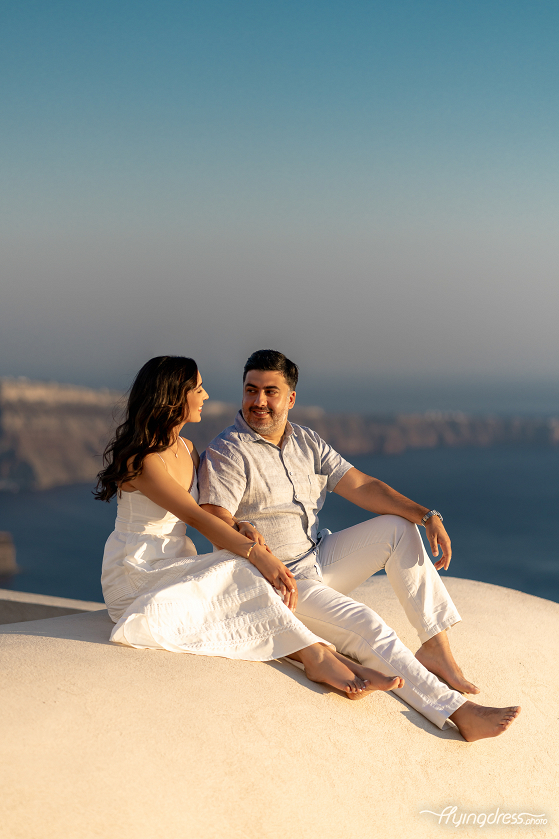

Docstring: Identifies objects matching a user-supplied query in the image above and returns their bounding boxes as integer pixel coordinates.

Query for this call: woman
[97,356,404,698]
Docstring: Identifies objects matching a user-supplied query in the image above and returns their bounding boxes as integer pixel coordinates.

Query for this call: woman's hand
[248,545,298,612]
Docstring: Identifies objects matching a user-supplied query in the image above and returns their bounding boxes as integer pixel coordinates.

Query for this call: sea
[0,446,558,604]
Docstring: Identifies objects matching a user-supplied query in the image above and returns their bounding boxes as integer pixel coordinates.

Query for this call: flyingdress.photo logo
[420,806,547,828]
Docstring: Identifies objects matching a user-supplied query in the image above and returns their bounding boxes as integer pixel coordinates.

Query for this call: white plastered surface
[0,577,556,839]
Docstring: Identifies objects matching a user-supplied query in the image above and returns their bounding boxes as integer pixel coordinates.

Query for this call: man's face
[242,370,296,440]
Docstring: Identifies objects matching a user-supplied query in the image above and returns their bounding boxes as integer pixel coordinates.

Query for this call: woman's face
[185,372,209,423]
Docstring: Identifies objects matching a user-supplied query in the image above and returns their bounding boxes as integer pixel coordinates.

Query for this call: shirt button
[289,471,294,475]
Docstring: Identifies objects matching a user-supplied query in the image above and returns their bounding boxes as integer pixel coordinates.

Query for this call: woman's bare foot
[332,652,405,700]
[345,674,404,700]
[287,646,366,696]
[416,630,480,694]
[288,646,404,699]
[449,701,521,742]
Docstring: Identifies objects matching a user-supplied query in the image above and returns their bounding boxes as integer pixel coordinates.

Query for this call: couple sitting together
[97,350,520,742]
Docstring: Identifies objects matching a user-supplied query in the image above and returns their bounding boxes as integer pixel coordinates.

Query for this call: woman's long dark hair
[95,356,199,502]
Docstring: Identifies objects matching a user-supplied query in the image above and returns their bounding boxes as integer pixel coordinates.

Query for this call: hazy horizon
[2,367,558,417]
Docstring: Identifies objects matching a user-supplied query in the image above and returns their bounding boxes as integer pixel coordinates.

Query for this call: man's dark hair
[243,349,299,391]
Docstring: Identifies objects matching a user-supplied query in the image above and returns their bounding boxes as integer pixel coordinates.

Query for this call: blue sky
[2,1,558,409]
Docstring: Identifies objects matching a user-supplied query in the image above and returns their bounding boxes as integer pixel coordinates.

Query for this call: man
[199,350,520,741]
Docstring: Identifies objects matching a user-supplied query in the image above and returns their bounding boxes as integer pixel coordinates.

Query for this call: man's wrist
[421,510,443,526]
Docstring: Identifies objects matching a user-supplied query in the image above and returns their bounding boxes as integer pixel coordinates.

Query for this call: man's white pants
[294,515,466,728]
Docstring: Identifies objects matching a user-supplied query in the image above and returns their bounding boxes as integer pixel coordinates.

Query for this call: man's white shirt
[198,411,352,576]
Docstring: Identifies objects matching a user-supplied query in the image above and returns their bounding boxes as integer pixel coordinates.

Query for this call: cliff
[1,377,558,491]
[299,408,559,455]
[0,378,122,491]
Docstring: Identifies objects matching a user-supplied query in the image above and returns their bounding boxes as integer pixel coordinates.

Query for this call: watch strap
[421,509,443,525]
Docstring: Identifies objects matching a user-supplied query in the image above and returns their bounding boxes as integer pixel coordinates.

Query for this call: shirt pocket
[307,473,328,504]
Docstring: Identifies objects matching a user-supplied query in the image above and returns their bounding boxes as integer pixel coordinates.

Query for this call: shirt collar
[234,410,295,446]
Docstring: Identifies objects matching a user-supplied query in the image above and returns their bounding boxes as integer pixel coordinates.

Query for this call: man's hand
[249,545,298,612]
[237,521,267,546]
[334,468,453,571]
[425,517,452,571]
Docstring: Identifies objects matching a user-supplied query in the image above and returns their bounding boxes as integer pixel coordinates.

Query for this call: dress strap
[155,439,191,475]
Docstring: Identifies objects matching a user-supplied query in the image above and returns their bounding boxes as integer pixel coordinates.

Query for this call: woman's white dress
[101,472,328,660]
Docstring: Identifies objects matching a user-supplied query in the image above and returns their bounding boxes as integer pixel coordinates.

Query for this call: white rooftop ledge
[0,587,104,625]
[0,577,556,839]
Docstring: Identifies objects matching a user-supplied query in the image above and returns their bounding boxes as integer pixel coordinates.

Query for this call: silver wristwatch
[421,510,443,525]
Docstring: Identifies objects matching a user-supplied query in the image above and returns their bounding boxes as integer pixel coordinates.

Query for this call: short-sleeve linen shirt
[198,411,353,575]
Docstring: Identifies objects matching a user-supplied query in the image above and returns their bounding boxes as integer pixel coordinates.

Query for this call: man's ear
[288,391,296,410]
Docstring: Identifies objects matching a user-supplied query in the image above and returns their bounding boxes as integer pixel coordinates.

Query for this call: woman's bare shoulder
[126,451,165,469]
[121,451,166,488]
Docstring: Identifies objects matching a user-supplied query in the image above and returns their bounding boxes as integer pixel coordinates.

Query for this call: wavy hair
[95,356,199,502]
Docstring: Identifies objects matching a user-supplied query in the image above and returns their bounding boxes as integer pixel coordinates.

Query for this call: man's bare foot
[449,701,521,742]
[416,630,480,694]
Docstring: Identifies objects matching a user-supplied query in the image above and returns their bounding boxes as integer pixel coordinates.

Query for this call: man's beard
[243,406,288,437]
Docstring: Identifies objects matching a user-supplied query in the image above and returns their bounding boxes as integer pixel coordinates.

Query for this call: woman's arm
[127,455,297,609]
